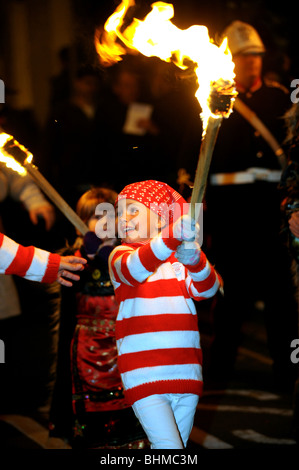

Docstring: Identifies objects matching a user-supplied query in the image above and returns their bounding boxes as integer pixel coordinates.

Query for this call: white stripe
[117,296,195,319]
[109,245,135,286]
[122,363,202,391]
[151,234,173,261]
[0,235,19,272]
[188,261,211,281]
[113,253,134,286]
[24,247,49,282]
[117,330,200,355]
[186,297,198,315]
[146,262,177,282]
[109,268,121,290]
[187,276,219,299]
[127,248,153,282]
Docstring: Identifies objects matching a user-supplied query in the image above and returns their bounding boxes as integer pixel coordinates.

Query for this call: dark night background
[0,0,297,130]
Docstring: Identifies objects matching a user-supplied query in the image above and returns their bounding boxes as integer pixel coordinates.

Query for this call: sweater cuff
[184,250,207,272]
[160,223,182,251]
[42,253,61,283]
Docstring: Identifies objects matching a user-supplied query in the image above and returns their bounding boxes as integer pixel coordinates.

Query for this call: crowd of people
[0,18,299,448]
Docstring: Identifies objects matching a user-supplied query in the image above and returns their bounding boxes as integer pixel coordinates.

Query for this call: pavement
[0,302,298,465]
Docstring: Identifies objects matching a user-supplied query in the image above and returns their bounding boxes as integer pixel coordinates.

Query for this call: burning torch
[94,0,237,220]
[0,132,89,235]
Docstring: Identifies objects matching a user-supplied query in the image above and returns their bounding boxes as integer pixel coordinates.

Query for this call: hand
[57,256,87,287]
[173,214,198,242]
[29,205,56,231]
[175,241,201,266]
[289,212,299,238]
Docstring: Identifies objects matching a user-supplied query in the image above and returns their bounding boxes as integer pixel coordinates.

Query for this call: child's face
[87,213,110,239]
[117,199,161,243]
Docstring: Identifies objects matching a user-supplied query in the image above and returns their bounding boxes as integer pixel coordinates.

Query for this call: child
[49,187,148,449]
[108,180,222,449]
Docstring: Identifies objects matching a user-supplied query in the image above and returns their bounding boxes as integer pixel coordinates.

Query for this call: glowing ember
[95,1,237,131]
[0,132,33,176]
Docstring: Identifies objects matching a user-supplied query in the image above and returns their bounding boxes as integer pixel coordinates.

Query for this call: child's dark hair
[76,187,118,224]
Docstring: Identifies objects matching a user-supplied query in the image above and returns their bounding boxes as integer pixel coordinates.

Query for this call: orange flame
[0,132,33,176]
[95,1,236,130]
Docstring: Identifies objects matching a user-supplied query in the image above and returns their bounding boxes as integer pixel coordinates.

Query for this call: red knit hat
[116,180,188,223]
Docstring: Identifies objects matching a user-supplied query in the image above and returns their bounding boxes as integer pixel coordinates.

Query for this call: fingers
[173,215,198,241]
[175,241,201,266]
[59,256,87,272]
[43,211,56,231]
[29,211,38,226]
[57,269,80,287]
[29,206,56,231]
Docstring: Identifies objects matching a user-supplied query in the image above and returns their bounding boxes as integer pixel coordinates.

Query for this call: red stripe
[0,233,4,248]
[192,269,217,293]
[161,224,181,251]
[110,249,126,284]
[120,251,139,286]
[118,347,202,373]
[116,278,189,301]
[138,242,162,273]
[41,253,60,283]
[124,379,203,405]
[187,251,207,272]
[5,244,35,277]
[115,313,198,340]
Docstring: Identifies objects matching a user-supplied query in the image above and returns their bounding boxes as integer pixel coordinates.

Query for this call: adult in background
[205,21,297,390]
[280,101,299,441]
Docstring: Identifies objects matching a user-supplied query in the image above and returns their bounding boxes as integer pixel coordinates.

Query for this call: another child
[108,180,222,449]
[49,187,148,449]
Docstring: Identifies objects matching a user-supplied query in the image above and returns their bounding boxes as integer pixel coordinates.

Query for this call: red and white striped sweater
[108,230,221,405]
[0,232,61,283]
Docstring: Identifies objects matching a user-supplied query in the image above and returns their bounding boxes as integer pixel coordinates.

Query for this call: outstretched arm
[0,232,86,285]
[109,215,196,286]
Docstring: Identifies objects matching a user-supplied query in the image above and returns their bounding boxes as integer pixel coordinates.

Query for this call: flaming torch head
[95,1,237,130]
[208,79,237,116]
[0,132,33,176]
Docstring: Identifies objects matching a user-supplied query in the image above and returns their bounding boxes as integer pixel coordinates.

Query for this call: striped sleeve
[109,229,182,287]
[0,232,61,283]
[184,251,222,300]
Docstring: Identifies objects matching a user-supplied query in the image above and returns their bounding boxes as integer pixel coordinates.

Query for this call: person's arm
[175,240,222,300]
[5,166,56,230]
[0,232,86,286]
[109,215,195,286]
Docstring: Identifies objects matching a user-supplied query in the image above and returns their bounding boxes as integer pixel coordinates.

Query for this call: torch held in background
[1,135,89,236]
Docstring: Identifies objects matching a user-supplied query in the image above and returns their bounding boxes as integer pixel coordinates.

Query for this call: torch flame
[0,132,33,176]
[95,1,236,131]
